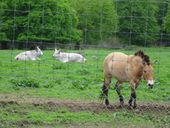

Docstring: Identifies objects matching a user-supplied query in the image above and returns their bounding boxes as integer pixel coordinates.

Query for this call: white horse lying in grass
[15,46,43,61]
[53,49,86,63]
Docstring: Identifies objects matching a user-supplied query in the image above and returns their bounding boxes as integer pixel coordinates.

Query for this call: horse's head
[35,46,43,56]
[53,48,61,58]
[135,51,154,88]
[143,55,154,89]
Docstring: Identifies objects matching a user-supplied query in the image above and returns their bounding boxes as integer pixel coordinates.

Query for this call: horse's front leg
[101,78,111,106]
[129,81,138,108]
[128,89,136,108]
[115,81,124,107]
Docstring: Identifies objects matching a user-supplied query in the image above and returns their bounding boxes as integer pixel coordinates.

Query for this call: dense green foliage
[0,0,170,45]
[116,0,160,45]
[0,0,81,42]
[164,3,170,33]
[70,0,118,44]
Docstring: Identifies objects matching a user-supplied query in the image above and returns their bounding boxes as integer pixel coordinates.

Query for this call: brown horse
[101,51,154,108]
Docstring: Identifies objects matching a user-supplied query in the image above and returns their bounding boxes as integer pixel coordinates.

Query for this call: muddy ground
[0,95,169,114]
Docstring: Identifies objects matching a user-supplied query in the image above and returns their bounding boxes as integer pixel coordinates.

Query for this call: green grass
[0,47,170,127]
[0,47,169,102]
[0,103,169,128]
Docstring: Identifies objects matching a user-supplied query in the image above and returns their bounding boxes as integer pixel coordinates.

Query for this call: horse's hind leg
[115,81,124,107]
[101,77,111,106]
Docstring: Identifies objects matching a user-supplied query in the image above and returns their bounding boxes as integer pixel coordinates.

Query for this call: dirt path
[0,94,169,114]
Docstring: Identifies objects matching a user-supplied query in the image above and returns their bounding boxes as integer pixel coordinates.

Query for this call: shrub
[10,79,39,88]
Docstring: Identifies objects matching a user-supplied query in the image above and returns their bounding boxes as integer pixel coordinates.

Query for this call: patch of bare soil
[0,95,169,114]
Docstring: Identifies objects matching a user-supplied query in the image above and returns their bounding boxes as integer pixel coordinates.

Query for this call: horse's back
[104,52,144,82]
[103,52,130,82]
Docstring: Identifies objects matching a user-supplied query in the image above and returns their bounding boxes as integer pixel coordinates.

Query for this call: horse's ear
[35,46,39,52]
[143,55,150,65]
[55,48,60,54]
[134,50,144,58]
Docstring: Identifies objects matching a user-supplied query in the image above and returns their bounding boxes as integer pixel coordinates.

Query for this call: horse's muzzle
[148,84,153,89]
[147,80,154,89]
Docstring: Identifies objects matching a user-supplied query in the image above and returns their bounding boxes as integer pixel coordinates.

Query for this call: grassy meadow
[0,47,170,127]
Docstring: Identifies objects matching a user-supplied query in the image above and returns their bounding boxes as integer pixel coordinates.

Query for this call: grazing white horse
[15,46,43,61]
[101,51,154,108]
[53,49,86,63]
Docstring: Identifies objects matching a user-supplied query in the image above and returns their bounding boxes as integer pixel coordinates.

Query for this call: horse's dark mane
[134,50,150,64]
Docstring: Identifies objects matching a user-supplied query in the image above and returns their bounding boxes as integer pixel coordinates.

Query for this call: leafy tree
[0,0,81,43]
[163,1,170,42]
[157,0,168,26]
[116,0,160,46]
[0,1,8,40]
[164,2,170,33]
[157,0,169,42]
[70,0,118,44]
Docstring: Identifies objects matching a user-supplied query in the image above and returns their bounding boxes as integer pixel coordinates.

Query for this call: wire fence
[0,0,170,127]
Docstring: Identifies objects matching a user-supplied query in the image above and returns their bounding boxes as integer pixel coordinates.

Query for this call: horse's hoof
[105,99,109,106]
[103,104,111,109]
[128,100,132,106]
[133,104,137,109]
[119,101,124,108]
[106,104,112,109]
[128,106,133,110]
[128,103,132,107]
[119,105,124,108]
